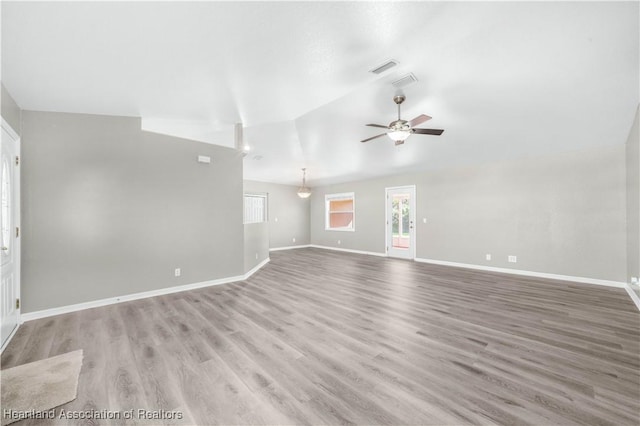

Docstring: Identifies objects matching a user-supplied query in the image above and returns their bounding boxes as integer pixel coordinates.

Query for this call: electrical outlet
[292,237,296,243]
[337,240,341,245]
[423,218,427,224]
[174,268,181,277]
[486,254,491,261]
[632,277,639,285]
[508,256,517,263]
[274,217,278,222]
[255,253,258,260]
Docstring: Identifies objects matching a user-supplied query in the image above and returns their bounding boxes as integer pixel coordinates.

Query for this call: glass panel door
[386,186,416,259]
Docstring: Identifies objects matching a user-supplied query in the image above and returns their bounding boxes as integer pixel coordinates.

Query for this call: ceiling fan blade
[408,114,432,127]
[366,124,389,129]
[413,128,444,135]
[361,133,387,143]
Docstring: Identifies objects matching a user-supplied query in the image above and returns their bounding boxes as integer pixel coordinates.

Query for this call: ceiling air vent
[369,59,398,75]
[392,73,418,88]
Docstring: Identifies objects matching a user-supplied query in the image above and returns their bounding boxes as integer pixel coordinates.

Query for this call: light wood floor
[2,248,639,425]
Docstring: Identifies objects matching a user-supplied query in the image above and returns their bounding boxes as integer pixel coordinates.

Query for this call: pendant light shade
[297,168,311,198]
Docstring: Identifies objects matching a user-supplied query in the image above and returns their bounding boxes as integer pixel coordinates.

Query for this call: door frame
[385,185,416,260]
[1,117,21,353]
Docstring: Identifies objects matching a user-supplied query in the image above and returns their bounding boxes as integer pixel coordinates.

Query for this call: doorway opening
[385,186,416,260]
[1,119,21,352]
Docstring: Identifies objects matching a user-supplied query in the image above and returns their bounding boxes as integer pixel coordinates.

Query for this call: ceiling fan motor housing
[390,119,410,130]
[393,95,406,105]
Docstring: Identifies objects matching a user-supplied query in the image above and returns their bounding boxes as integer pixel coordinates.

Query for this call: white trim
[385,185,417,260]
[21,259,270,322]
[324,192,354,200]
[1,118,21,352]
[244,257,270,279]
[624,284,640,311]
[384,185,416,191]
[0,323,20,353]
[414,257,625,288]
[269,245,311,252]
[1,117,19,141]
[309,244,386,257]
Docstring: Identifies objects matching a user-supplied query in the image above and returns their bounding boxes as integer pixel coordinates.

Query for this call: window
[244,193,267,224]
[325,192,355,231]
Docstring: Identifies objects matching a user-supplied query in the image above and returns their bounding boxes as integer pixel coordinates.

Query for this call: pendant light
[297,168,311,198]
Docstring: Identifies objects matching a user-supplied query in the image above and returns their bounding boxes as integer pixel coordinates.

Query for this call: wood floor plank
[0,320,36,368]
[47,312,81,358]
[2,248,639,425]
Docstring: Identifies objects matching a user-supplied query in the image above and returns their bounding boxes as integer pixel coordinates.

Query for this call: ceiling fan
[361,95,444,145]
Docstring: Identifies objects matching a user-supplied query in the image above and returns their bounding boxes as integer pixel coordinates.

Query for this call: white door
[386,186,416,259]
[1,122,20,350]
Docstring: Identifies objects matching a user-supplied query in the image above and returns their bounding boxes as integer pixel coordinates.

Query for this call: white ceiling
[2,1,638,186]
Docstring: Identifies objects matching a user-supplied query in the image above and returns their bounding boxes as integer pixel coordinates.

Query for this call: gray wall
[244,180,310,248]
[21,111,244,313]
[626,106,640,295]
[311,145,627,282]
[1,83,21,135]
[244,222,269,273]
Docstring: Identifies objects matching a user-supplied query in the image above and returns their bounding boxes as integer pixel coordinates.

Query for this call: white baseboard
[0,321,21,353]
[21,258,271,322]
[414,257,625,288]
[269,245,311,252]
[244,257,270,279]
[19,251,635,322]
[309,244,387,257]
[624,284,640,311]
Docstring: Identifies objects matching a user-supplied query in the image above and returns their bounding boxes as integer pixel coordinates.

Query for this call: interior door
[386,186,416,259]
[1,123,20,350]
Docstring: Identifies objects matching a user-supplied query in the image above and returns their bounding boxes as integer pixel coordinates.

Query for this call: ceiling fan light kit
[297,168,312,199]
[387,129,412,143]
[362,95,444,145]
